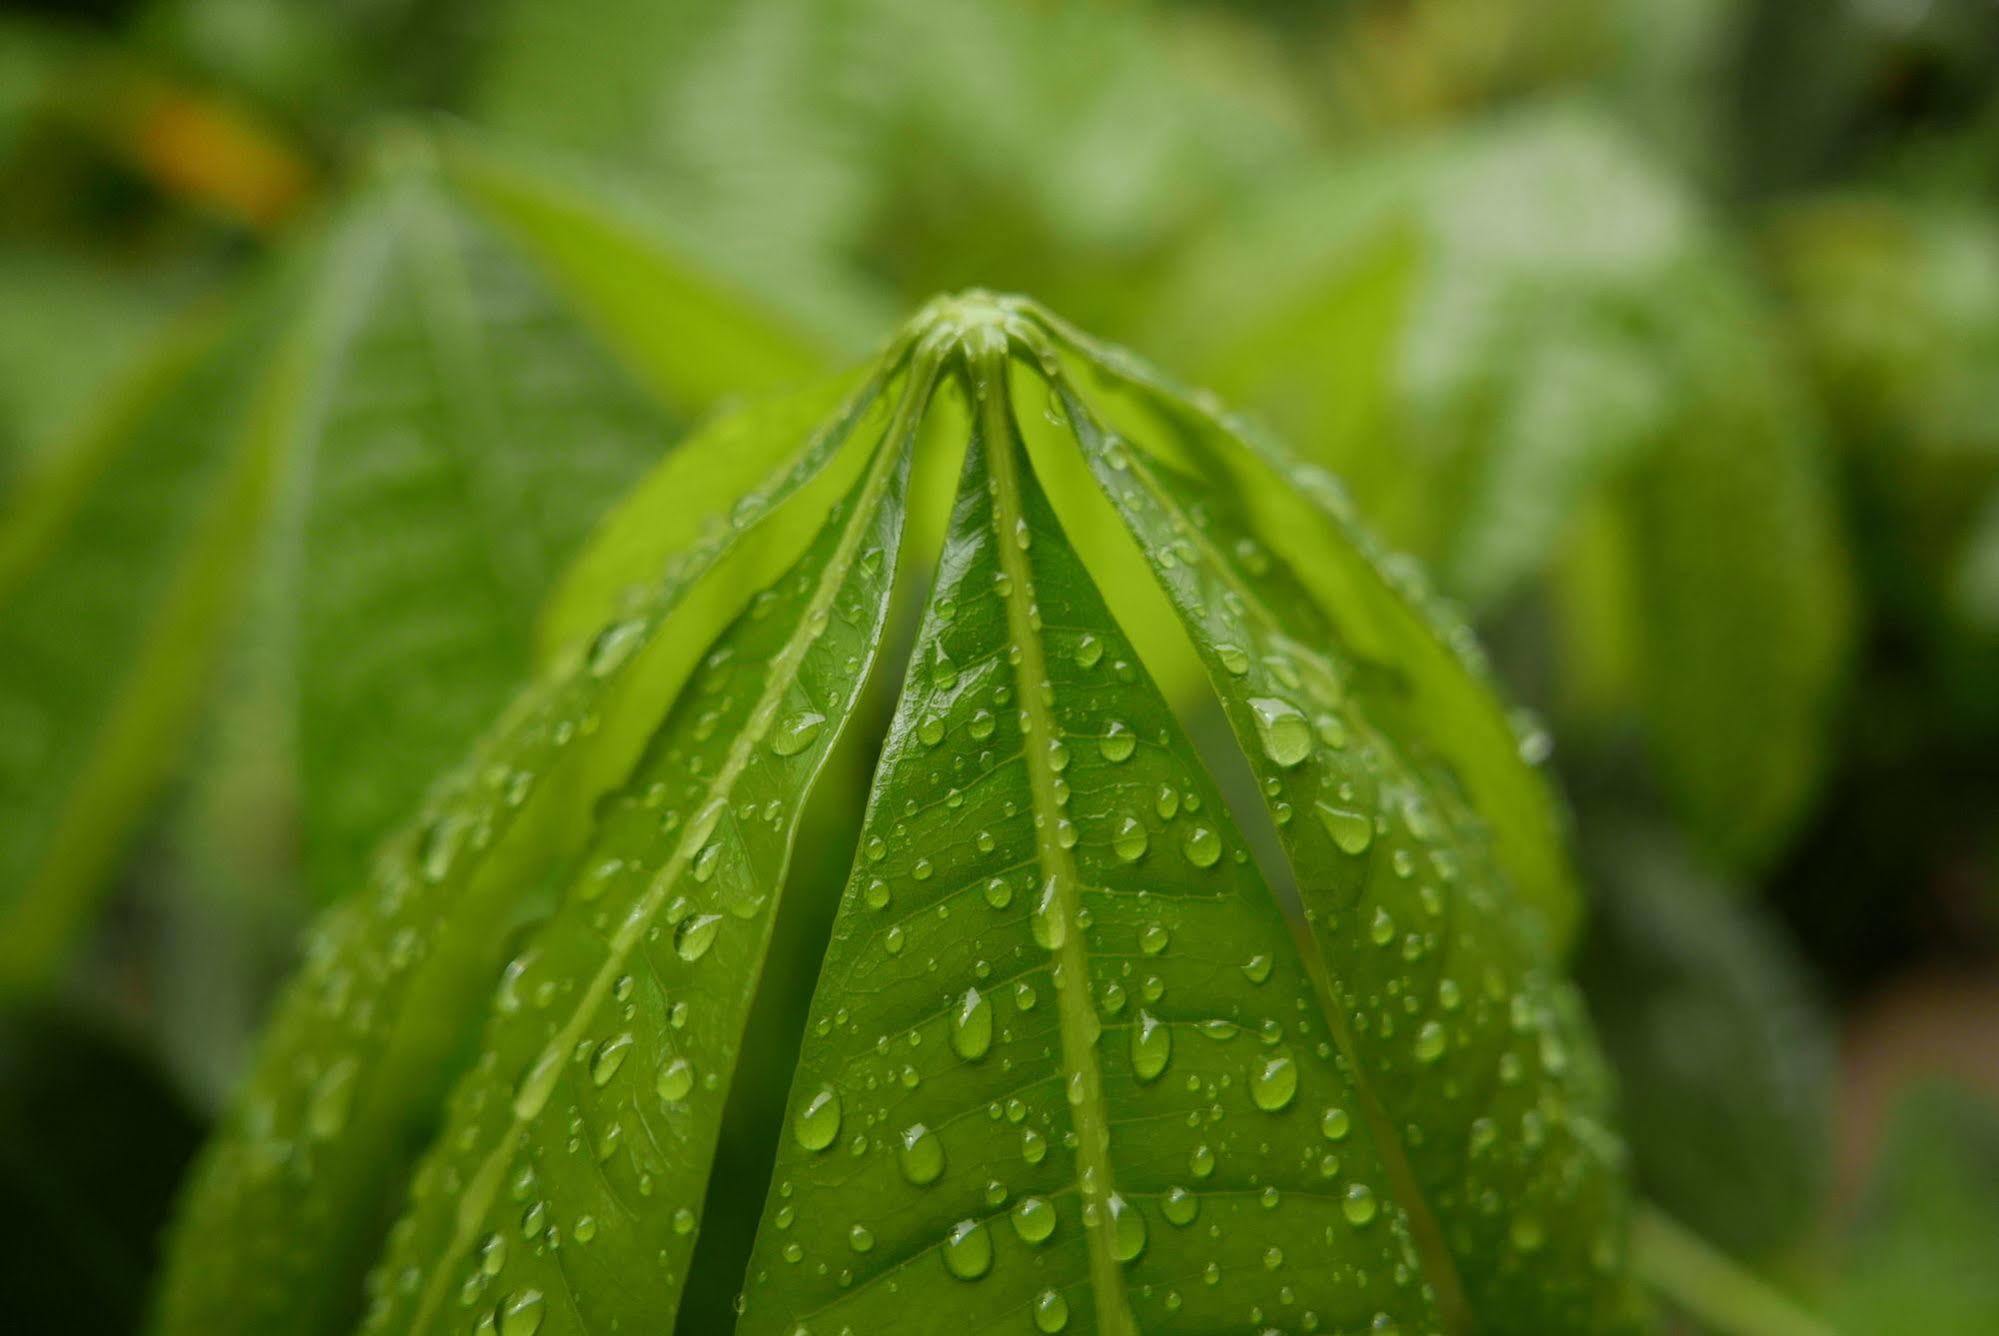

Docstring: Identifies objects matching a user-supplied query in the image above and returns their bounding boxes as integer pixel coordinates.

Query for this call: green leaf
[355,334,925,1336]
[273,147,692,900]
[0,123,835,982]
[1038,308,1637,1326]
[154,358,889,1336]
[740,336,1449,1334]
[1827,1083,1999,1334]
[0,294,284,991]
[1158,104,1853,870]
[1576,818,1833,1260]
[161,293,1641,1334]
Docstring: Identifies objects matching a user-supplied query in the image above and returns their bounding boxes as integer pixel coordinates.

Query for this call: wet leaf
[162,292,1641,1334]
[154,354,887,1336]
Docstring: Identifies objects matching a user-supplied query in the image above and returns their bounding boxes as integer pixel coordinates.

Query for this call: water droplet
[674,914,722,962]
[585,620,645,677]
[590,1033,633,1086]
[656,1057,695,1103]
[1216,644,1251,676]
[1249,697,1312,767]
[1251,1050,1299,1111]
[1316,802,1375,855]
[983,876,1013,909]
[1034,1288,1070,1332]
[1154,785,1180,820]
[1182,826,1222,868]
[1190,1144,1216,1178]
[1321,1107,1351,1141]
[1075,634,1104,668]
[1414,1020,1447,1064]
[1100,721,1135,763]
[479,1232,507,1276]
[968,709,996,741]
[1012,1195,1056,1244]
[795,1088,841,1151]
[770,711,827,757]
[1162,1186,1199,1227]
[951,988,993,1061]
[942,1218,993,1280]
[899,1123,945,1185]
[1112,816,1149,863]
[917,715,946,747]
[1106,1194,1147,1262]
[497,1289,545,1336]
[1131,1011,1171,1082]
[848,1223,875,1252]
[1031,878,1067,949]
[1241,953,1273,984]
[1140,923,1170,956]
[1343,1183,1378,1226]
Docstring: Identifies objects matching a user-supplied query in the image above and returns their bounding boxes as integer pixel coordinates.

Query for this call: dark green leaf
[1576,818,1834,1259]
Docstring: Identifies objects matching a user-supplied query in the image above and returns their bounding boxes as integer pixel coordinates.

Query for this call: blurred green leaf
[1577,818,1834,1260]
[1829,1083,1999,1335]
[0,251,186,475]
[0,294,283,992]
[1159,103,1853,870]
[0,125,854,984]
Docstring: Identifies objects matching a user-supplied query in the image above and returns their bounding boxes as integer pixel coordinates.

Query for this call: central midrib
[400,363,928,1335]
[977,357,1140,1336]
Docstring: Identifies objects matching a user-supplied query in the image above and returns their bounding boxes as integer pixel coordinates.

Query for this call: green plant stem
[1634,1204,1835,1336]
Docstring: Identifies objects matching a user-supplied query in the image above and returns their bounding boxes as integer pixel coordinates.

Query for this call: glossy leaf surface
[161,293,1639,1334]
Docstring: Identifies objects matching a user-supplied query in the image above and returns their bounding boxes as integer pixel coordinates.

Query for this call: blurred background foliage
[0,0,1994,1331]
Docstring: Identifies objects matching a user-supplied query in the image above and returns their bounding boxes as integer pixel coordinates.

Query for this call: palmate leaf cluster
[156,293,1643,1334]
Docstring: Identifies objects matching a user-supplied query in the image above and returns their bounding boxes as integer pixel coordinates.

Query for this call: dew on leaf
[899,1123,945,1185]
[795,1088,841,1151]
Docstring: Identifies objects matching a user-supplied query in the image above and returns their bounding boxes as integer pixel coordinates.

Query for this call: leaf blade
[739,350,1441,1336]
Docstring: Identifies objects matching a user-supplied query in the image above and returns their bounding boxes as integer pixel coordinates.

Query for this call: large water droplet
[1112,816,1149,863]
[942,1218,993,1280]
[1249,697,1312,768]
[1034,1288,1070,1332]
[1106,1194,1147,1262]
[674,914,722,962]
[656,1057,695,1103]
[769,711,827,757]
[497,1289,545,1336]
[1131,1010,1171,1082]
[1031,878,1067,949]
[585,620,645,677]
[795,1088,841,1151]
[951,988,993,1061]
[1343,1183,1378,1226]
[1250,1050,1299,1111]
[1316,802,1375,855]
[1011,1194,1056,1244]
[1182,826,1221,868]
[589,1033,633,1086]
[899,1123,945,1185]
[1162,1186,1199,1227]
